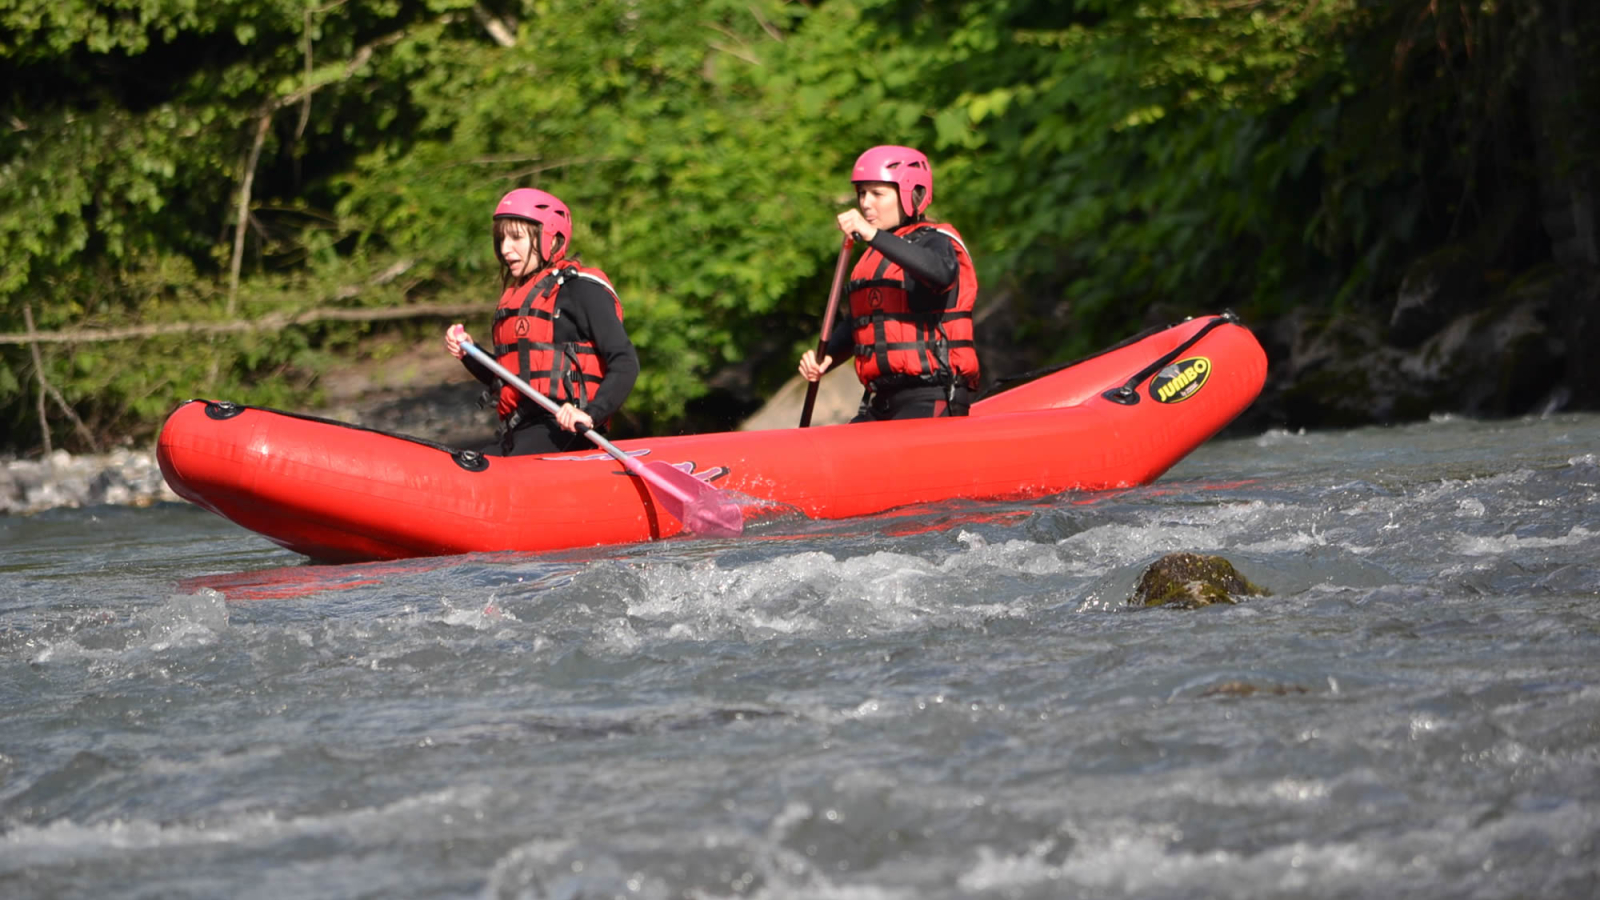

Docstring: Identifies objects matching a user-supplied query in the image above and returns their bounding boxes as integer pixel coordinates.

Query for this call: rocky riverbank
[2,449,181,515]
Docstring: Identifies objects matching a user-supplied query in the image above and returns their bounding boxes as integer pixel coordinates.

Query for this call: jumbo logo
[1150,356,1211,404]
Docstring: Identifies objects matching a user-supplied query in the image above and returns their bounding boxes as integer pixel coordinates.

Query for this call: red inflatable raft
[158,314,1266,562]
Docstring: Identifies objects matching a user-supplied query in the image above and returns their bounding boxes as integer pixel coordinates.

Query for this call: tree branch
[296,8,314,144]
[705,23,762,65]
[749,4,783,42]
[23,304,100,452]
[225,27,412,314]
[271,38,383,111]
[474,3,517,48]
[708,41,761,65]
[0,301,481,346]
[25,303,50,454]
[493,156,636,181]
[332,258,416,300]
[228,112,273,316]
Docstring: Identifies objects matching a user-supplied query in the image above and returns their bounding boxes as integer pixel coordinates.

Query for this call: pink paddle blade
[679,493,745,538]
[641,462,745,538]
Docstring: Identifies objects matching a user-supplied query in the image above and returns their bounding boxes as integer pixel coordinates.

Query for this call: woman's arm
[821,316,854,371]
[561,280,640,425]
[462,353,497,386]
[866,228,958,295]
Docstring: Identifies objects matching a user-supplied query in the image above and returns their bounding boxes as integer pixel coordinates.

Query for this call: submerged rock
[1199,681,1310,698]
[1130,552,1269,609]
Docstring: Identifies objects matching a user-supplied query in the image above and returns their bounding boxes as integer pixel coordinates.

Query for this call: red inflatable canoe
[158,314,1266,562]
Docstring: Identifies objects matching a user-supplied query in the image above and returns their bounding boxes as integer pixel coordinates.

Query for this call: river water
[2,414,1598,899]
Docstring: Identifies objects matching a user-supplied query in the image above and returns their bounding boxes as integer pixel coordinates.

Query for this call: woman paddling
[445,189,639,455]
[797,145,980,421]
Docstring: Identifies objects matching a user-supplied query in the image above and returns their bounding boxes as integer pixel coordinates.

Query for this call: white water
[2,414,1598,898]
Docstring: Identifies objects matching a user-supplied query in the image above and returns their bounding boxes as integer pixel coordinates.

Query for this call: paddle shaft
[459,340,694,504]
[798,237,855,428]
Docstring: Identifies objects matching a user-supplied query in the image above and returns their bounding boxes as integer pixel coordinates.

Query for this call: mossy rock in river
[1130,553,1269,609]
[1199,681,1309,698]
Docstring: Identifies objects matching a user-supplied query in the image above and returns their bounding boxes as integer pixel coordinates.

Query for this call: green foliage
[841,0,1366,344]
[2,0,1594,451]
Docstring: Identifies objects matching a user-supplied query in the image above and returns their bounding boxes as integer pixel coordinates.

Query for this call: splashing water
[2,414,1599,898]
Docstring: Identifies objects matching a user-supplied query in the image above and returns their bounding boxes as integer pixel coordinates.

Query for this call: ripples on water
[2,414,1598,899]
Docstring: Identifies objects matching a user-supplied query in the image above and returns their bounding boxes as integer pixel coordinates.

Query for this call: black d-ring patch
[453,449,490,472]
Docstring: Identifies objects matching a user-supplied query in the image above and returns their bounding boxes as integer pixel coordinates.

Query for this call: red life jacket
[848,222,980,390]
[491,261,623,419]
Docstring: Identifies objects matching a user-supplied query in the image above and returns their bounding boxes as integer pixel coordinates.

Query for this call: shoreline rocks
[1,449,182,515]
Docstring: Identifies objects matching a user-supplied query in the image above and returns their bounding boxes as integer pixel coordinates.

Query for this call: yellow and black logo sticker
[1149,356,1211,404]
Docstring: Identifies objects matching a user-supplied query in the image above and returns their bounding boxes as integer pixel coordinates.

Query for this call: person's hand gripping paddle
[799,236,854,428]
[459,340,743,538]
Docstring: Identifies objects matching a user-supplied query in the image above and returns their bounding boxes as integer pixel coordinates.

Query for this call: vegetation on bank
[2,0,1596,453]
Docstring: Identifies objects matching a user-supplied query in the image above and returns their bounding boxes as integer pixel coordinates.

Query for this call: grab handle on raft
[799,236,855,428]
[459,340,743,538]
[1102,312,1239,406]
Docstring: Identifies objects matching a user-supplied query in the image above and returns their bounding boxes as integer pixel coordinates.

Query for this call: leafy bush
[3,0,1593,451]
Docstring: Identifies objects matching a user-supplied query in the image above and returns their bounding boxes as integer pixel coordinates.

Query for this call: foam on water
[2,784,492,861]
[3,414,1600,898]
[1453,524,1596,556]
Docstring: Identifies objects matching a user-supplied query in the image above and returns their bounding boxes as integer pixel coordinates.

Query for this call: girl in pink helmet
[444,188,638,455]
[798,145,980,421]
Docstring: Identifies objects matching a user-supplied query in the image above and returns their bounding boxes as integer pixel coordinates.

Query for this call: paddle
[798,236,855,428]
[458,340,744,538]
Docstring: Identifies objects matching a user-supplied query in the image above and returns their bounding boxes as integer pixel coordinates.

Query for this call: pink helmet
[493,188,572,261]
[851,145,933,219]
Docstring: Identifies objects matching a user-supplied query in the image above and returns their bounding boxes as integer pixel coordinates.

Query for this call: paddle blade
[641,462,745,538]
